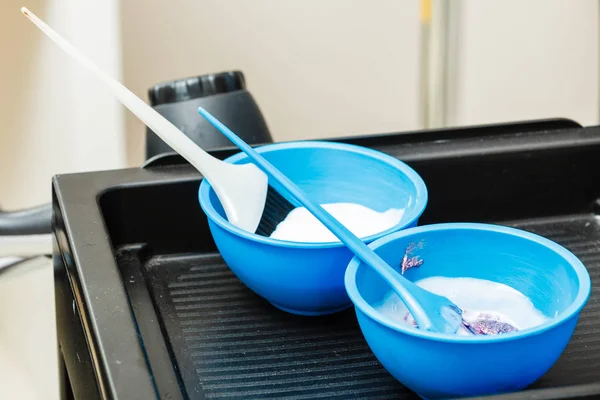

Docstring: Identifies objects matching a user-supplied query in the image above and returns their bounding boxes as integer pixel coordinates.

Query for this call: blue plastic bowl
[345,223,591,399]
[198,140,428,316]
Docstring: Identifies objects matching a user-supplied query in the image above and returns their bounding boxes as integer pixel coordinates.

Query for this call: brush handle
[21,8,224,182]
[198,107,434,331]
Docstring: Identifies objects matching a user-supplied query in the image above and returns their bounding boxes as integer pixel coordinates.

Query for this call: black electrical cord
[0,203,52,235]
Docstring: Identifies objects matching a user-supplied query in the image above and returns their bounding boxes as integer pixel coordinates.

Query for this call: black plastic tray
[53,119,600,400]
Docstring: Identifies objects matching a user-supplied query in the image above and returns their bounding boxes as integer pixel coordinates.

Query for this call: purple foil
[401,241,424,274]
[397,241,517,336]
[403,311,518,335]
[462,314,518,335]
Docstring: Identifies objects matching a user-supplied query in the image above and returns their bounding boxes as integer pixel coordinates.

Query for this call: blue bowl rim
[344,222,592,343]
[198,140,429,249]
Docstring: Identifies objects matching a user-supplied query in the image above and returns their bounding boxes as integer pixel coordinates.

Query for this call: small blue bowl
[345,223,591,399]
[199,140,428,316]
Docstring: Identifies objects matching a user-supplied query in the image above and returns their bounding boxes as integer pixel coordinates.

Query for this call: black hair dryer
[0,70,273,236]
[146,70,273,160]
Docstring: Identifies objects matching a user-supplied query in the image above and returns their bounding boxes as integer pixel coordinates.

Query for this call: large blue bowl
[199,140,428,316]
[345,223,591,399]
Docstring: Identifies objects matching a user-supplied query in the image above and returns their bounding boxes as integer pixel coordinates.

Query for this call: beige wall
[0,1,125,209]
[0,0,598,209]
[122,0,599,167]
[121,0,422,166]
[448,0,599,127]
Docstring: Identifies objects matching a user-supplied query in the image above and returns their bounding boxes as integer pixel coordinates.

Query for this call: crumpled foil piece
[398,241,517,336]
[402,311,518,335]
[462,313,518,335]
[401,241,424,274]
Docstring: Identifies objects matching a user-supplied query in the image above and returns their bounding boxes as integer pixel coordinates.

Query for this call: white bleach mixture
[269,203,405,243]
[376,277,550,335]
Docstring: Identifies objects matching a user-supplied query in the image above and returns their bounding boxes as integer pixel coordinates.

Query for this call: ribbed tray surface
[144,215,600,399]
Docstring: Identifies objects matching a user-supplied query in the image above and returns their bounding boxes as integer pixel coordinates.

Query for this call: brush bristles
[255,187,295,237]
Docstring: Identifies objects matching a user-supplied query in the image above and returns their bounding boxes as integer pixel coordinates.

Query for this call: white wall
[0,0,598,208]
[0,258,58,400]
[0,1,125,209]
[448,0,599,127]
[122,0,599,166]
[121,0,422,165]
